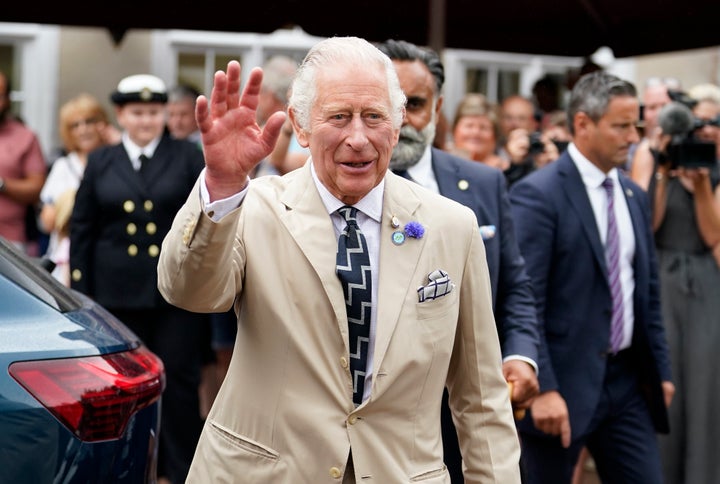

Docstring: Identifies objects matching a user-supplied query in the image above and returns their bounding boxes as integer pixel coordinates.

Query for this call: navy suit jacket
[431,148,538,361]
[509,152,671,437]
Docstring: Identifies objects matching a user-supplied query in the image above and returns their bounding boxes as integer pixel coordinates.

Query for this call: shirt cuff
[199,168,250,222]
[502,354,539,375]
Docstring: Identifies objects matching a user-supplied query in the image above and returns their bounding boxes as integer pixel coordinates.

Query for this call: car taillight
[9,345,165,442]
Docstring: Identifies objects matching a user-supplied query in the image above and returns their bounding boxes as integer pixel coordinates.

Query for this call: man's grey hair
[289,37,406,132]
[567,71,637,135]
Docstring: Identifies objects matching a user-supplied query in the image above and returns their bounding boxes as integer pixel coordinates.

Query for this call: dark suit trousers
[112,306,206,484]
[520,350,663,484]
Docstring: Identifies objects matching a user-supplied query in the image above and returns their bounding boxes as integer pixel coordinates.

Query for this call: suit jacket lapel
[140,136,172,191]
[112,144,149,197]
[431,148,474,208]
[558,155,607,274]
[618,176,647,278]
[373,173,425,377]
[278,164,349,341]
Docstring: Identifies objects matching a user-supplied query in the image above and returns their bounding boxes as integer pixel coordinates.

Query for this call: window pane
[0,43,22,116]
[497,70,521,101]
[215,54,239,73]
[465,68,488,95]
[177,52,205,94]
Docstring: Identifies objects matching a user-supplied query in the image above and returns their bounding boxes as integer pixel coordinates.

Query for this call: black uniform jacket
[70,135,205,309]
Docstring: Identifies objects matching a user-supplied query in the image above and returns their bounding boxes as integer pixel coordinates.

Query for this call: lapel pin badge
[458,179,469,191]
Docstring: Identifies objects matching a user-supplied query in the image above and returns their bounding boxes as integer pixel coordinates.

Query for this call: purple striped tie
[602,178,624,354]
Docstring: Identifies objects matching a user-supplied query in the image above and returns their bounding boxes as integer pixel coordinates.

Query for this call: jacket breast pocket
[415,288,458,321]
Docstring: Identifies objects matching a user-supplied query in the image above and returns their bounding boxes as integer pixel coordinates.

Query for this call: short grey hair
[289,37,406,132]
[567,71,637,136]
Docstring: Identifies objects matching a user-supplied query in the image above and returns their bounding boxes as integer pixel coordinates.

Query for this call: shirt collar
[122,132,162,161]
[310,159,384,223]
[568,142,620,189]
[406,145,433,183]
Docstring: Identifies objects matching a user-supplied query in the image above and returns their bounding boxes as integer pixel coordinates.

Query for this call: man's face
[115,102,166,147]
[166,98,198,140]
[500,97,537,137]
[390,59,438,170]
[574,96,640,173]
[293,61,400,206]
[642,85,671,135]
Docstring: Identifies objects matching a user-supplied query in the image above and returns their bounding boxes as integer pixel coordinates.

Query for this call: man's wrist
[0,177,6,192]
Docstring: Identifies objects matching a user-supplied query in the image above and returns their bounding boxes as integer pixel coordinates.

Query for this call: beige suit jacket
[158,163,521,483]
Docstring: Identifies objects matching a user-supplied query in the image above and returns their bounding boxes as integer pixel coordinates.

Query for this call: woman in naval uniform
[70,74,207,484]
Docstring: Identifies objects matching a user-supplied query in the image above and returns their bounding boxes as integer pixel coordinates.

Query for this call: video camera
[658,90,718,169]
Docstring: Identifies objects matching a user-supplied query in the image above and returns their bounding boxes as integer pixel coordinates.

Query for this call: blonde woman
[39,94,117,263]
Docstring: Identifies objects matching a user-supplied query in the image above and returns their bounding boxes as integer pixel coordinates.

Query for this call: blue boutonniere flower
[404,221,425,239]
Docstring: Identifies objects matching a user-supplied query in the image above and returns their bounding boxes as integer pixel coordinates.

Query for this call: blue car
[0,237,165,483]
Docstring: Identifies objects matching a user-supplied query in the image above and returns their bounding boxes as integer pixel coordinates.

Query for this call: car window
[0,238,82,312]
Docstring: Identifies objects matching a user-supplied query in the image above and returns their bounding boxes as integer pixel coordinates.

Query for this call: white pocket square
[417,269,455,302]
[479,225,496,240]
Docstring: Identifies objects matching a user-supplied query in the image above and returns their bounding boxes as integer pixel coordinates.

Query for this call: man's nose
[346,116,369,147]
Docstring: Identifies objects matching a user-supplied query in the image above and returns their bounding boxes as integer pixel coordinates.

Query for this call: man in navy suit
[509,71,675,483]
[377,39,539,483]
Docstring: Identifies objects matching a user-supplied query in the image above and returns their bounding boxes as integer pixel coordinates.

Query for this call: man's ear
[288,108,309,148]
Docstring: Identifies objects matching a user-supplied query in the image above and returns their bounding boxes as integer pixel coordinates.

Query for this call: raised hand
[196,61,287,201]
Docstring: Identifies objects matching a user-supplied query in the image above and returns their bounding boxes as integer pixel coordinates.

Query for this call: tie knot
[338,206,359,224]
[602,177,613,190]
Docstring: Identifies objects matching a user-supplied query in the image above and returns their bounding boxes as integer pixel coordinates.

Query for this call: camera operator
[643,84,720,484]
[502,128,563,186]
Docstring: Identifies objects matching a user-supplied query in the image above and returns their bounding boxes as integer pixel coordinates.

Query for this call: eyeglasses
[645,77,682,90]
[69,117,101,130]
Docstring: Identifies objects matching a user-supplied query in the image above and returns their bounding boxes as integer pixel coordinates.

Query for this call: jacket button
[71,269,82,281]
[144,200,154,212]
[340,356,348,368]
[329,467,342,479]
[146,222,157,235]
[348,415,358,425]
[126,223,137,235]
[148,244,160,257]
[123,200,135,213]
[128,244,138,256]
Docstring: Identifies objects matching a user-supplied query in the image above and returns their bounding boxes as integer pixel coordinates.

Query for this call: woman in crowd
[39,93,118,284]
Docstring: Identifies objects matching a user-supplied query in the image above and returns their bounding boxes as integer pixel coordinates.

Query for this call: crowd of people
[1,34,719,483]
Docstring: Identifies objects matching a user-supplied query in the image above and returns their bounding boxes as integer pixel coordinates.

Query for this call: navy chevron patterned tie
[336,206,372,405]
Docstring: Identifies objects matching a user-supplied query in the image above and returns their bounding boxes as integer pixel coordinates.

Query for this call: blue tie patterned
[602,178,624,354]
[336,206,372,405]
